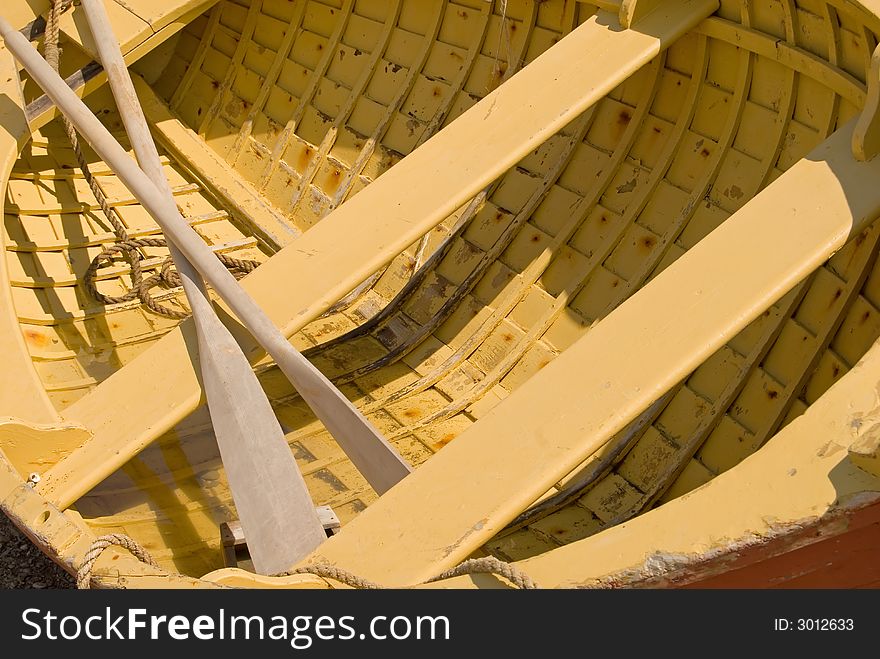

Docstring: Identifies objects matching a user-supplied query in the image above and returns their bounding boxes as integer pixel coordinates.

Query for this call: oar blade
[200,330,326,575]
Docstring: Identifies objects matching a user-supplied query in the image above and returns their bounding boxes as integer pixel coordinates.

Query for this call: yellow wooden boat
[2,0,880,589]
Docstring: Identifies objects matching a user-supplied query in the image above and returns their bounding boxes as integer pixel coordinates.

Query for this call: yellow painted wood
[620,0,664,29]
[113,0,217,31]
[854,43,880,159]
[305,122,880,586]
[58,0,219,57]
[135,76,301,248]
[58,1,150,58]
[694,17,866,107]
[36,0,716,512]
[0,418,93,478]
[0,43,59,424]
[420,334,880,589]
[26,2,221,132]
[849,429,880,478]
[5,0,880,589]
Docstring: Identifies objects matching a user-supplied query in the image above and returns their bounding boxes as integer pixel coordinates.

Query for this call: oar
[69,0,325,576]
[0,15,412,498]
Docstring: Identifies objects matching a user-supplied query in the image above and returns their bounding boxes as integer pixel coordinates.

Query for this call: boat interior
[2,0,880,588]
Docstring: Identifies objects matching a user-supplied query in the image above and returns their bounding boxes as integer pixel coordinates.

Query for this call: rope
[75,532,538,589]
[280,565,383,590]
[83,238,259,319]
[76,533,160,589]
[43,0,260,318]
[425,557,538,589]
[278,557,539,589]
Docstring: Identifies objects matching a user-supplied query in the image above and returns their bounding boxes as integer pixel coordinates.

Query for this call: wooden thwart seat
[22,0,221,130]
[35,0,718,512]
[302,122,880,586]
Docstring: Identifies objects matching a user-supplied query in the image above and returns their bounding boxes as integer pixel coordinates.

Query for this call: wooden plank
[57,0,219,56]
[136,79,300,249]
[854,43,880,160]
[1,15,412,513]
[620,0,664,29]
[23,1,718,510]
[0,43,59,424]
[304,121,880,586]
[25,0,220,130]
[78,0,326,574]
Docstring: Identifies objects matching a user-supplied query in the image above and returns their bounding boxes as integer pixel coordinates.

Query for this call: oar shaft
[0,16,410,494]
[75,0,327,573]
[78,0,208,300]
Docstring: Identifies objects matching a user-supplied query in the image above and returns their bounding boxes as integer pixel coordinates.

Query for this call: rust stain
[325,169,343,195]
[436,433,456,447]
[23,329,48,348]
[298,147,313,172]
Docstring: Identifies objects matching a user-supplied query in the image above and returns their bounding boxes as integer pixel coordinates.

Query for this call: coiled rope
[44,0,259,318]
[76,533,538,589]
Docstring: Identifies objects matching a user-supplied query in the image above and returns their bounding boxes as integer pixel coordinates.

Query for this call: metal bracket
[220,506,342,572]
[853,43,880,161]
